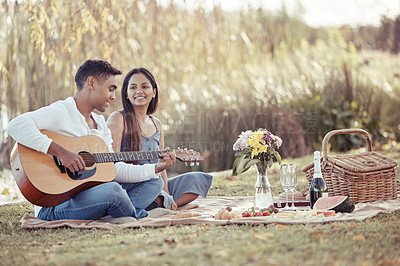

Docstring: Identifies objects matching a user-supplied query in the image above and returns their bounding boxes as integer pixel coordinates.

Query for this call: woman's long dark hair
[120,68,159,152]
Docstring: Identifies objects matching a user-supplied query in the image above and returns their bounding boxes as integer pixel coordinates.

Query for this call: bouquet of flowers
[232,129,282,175]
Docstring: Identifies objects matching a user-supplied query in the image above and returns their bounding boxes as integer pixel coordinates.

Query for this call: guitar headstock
[174,148,204,166]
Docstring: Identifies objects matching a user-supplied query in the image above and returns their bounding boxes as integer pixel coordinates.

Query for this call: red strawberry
[241,212,249,217]
[226,207,232,212]
[263,211,271,216]
[255,212,263,216]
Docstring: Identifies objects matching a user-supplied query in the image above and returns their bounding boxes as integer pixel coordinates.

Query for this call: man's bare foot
[177,203,199,210]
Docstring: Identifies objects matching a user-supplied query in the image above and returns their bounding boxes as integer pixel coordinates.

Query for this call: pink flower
[261,131,273,144]
[272,135,283,148]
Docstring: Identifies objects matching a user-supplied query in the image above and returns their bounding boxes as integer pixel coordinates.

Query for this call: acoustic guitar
[10,130,203,207]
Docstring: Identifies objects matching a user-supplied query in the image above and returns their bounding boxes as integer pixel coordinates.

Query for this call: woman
[107,68,212,210]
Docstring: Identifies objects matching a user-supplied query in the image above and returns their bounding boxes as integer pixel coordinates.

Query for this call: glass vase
[254,161,274,209]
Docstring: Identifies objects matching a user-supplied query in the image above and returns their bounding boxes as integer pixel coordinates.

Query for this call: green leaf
[234,151,248,157]
[232,156,241,176]
[241,165,252,174]
[245,159,259,169]
[236,157,252,175]
[274,152,282,164]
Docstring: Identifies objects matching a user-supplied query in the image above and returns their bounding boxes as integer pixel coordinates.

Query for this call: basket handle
[322,128,372,160]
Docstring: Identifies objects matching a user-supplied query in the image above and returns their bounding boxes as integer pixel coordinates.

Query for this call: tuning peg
[196,162,199,166]
[185,162,188,166]
[190,162,195,166]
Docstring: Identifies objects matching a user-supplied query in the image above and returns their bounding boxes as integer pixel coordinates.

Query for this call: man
[7,59,175,223]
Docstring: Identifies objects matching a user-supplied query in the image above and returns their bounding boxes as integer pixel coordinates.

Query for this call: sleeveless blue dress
[121,116,213,209]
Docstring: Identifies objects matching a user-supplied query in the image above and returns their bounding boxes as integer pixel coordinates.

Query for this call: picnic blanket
[20,196,400,230]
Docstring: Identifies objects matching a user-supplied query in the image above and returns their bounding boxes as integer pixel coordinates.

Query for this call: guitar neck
[93,150,165,163]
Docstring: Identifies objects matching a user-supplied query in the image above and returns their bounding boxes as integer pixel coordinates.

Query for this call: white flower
[233,130,252,151]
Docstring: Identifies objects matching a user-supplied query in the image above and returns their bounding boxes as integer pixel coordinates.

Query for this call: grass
[1,149,399,266]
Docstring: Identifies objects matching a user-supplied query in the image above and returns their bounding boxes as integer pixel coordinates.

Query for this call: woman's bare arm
[155,117,170,193]
[106,111,124,152]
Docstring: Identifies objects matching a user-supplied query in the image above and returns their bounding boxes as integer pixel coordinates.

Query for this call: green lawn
[1,149,399,265]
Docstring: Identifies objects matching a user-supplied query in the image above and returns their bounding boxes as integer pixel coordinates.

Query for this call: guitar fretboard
[94,150,166,163]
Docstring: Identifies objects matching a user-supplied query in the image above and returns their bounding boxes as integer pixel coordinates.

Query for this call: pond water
[0,168,25,205]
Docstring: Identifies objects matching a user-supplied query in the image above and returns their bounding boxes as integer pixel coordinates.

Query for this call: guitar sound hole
[78,151,95,167]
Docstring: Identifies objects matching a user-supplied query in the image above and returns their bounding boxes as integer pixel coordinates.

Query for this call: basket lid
[326,152,397,173]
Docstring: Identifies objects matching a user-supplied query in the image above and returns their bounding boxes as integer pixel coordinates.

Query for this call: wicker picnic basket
[302,129,398,204]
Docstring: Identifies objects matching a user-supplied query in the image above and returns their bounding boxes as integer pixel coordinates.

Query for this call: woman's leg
[38,182,140,221]
[168,172,213,209]
[174,193,199,210]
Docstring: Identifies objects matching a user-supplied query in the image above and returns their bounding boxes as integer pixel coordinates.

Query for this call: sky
[158,0,400,27]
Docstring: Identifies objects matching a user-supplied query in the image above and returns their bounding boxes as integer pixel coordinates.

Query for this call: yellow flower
[251,147,262,158]
[248,139,260,149]
[259,144,268,153]
[253,131,264,140]
[248,132,265,149]
[248,131,269,158]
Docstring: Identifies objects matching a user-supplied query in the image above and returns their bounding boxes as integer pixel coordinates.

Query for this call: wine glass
[287,164,297,211]
[280,164,291,210]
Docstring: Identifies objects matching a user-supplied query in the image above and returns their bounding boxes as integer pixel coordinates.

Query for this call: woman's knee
[187,172,213,186]
[198,172,213,181]
[203,173,213,186]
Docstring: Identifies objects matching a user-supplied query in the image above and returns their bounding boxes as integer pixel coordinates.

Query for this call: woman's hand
[169,200,178,210]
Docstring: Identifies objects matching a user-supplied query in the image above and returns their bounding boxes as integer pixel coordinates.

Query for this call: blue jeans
[38,178,163,221]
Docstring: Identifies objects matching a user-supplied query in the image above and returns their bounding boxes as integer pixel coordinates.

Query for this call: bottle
[309,151,328,208]
[254,162,274,209]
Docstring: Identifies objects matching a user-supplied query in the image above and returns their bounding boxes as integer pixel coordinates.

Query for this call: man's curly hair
[74,59,122,90]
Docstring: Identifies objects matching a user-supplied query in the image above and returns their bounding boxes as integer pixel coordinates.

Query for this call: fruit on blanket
[226,207,232,212]
[215,208,228,220]
[240,206,278,217]
[273,210,326,219]
[316,210,336,217]
[272,210,335,219]
[215,208,242,220]
[313,196,355,213]
[221,210,232,220]
[230,211,243,219]
[290,210,323,219]
[268,205,279,213]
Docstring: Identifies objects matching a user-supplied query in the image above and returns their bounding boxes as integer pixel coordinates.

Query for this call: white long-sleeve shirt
[6,97,158,183]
